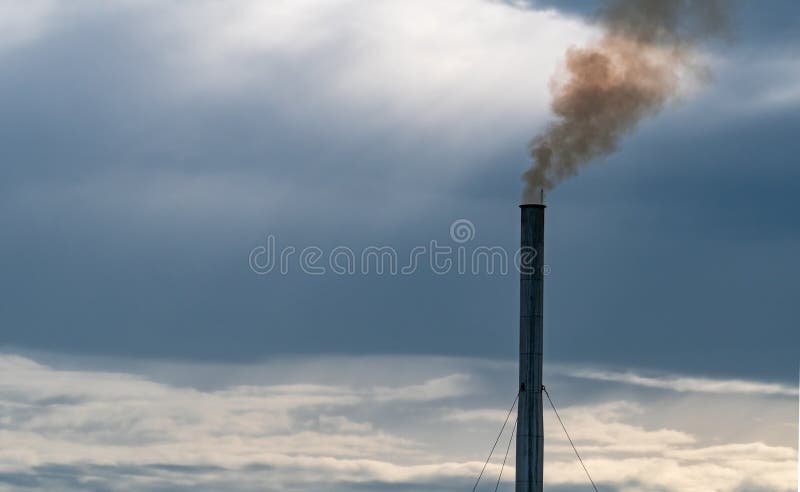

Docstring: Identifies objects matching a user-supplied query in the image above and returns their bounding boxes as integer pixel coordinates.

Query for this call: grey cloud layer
[560,367,799,396]
[0,353,795,492]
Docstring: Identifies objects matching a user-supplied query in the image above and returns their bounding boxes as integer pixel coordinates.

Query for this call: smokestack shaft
[516,204,545,492]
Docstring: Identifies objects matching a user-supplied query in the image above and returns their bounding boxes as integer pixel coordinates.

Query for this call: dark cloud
[0,0,798,387]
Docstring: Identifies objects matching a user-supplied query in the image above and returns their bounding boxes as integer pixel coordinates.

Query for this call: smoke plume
[523,0,728,202]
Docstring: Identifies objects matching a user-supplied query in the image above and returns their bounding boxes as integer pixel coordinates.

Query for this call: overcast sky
[0,1,798,491]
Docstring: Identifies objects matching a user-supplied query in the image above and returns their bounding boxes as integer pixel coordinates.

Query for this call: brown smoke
[523,0,728,202]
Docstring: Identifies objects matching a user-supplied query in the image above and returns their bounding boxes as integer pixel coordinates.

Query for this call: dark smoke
[523,0,729,202]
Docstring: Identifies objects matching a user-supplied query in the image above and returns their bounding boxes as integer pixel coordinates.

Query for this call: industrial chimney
[516,200,545,492]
